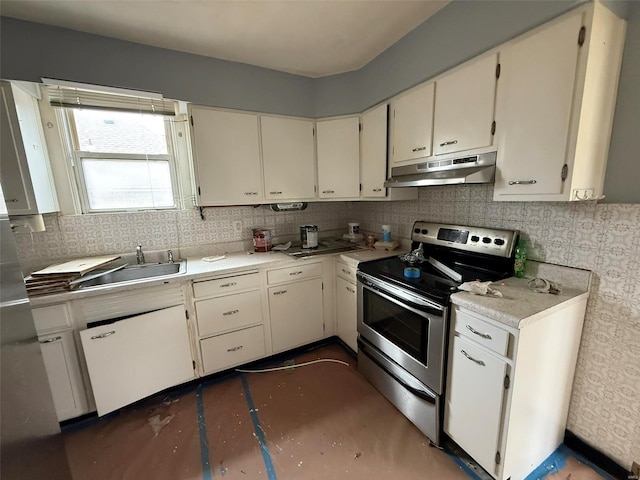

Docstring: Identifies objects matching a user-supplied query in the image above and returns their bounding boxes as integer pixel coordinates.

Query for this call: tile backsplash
[13,184,639,468]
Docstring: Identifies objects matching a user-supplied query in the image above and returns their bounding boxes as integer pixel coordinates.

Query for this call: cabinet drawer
[195,290,262,337]
[200,325,265,374]
[193,272,260,298]
[336,261,357,284]
[267,262,322,285]
[32,303,72,334]
[454,308,510,357]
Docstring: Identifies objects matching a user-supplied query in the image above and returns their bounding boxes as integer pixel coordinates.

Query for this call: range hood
[385,152,496,188]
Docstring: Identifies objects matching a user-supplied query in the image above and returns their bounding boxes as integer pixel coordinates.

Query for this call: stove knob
[421,229,428,234]
[482,237,492,244]
[494,238,505,246]
[414,228,421,234]
[470,235,480,242]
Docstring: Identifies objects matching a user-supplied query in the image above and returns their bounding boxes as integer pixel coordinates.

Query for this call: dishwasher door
[80,305,194,416]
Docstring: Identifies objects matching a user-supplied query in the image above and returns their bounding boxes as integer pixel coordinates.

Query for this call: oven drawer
[193,272,260,298]
[195,290,262,337]
[453,308,510,357]
[200,325,265,374]
[336,261,357,284]
[267,262,322,285]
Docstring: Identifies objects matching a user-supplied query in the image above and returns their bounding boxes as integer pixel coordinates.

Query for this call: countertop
[450,277,589,330]
[28,246,403,307]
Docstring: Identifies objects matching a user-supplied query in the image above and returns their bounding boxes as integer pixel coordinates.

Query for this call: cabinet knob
[412,146,427,152]
[508,180,537,185]
[39,336,62,344]
[439,140,458,147]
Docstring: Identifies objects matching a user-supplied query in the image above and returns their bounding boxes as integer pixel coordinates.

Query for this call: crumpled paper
[458,280,503,297]
[527,278,562,295]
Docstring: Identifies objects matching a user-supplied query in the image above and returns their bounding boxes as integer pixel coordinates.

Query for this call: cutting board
[31,255,121,277]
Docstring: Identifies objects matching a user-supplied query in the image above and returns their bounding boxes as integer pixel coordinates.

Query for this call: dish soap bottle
[514,238,527,278]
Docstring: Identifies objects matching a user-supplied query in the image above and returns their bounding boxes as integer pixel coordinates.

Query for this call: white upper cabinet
[433,53,498,156]
[494,3,626,201]
[261,115,316,201]
[1,81,58,215]
[391,82,435,164]
[189,106,263,205]
[360,104,388,198]
[316,116,360,199]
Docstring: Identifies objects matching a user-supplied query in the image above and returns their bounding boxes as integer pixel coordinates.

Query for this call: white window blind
[46,82,176,116]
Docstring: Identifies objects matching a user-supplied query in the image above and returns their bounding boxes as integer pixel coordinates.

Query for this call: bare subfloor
[62,344,610,480]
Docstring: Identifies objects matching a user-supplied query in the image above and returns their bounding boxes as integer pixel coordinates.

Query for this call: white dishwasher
[80,305,194,416]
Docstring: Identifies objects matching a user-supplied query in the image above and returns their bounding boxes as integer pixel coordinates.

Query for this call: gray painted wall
[0,18,316,117]
[1,0,638,202]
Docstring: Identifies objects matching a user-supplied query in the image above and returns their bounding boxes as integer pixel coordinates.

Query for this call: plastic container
[382,224,392,242]
[348,223,360,235]
[252,228,272,252]
[514,238,527,278]
[300,225,318,249]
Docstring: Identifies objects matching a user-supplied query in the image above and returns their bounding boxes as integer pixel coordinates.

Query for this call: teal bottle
[514,238,527,278]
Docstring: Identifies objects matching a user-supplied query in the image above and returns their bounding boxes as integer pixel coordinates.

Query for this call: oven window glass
[362,288,429,363]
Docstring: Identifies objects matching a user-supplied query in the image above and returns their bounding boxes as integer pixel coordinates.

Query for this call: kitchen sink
[77,260,187,288]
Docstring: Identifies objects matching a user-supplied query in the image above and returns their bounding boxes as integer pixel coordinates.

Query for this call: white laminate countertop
[338,248,404,268]
[451,277,589,330]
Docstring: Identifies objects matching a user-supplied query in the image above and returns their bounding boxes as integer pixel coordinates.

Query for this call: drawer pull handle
[439,140,458,147]
[322,190,335,194]
[461,349,485,366]
[269,191,283,195]
[227,345,243,352]
[220,282,237,288]
[40,336,62,344]
[412,146,427,152]
[273,290,287,295]
[5,198,19,203]
[91,331,116,340]
[244,192,258,196]
[508,180,537,185]
[223,309,239,316]
[346,286,355,294]
[289,271,303,276]
[373,188,382,192]
[466,324,492,340]
[342,268,351,275]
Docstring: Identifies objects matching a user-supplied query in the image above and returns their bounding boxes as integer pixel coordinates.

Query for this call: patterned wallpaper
[13,185,639,468]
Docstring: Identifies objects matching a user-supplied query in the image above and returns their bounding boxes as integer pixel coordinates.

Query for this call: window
[64,108,178,212]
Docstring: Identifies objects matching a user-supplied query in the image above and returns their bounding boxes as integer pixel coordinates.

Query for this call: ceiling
[1,0,450,78]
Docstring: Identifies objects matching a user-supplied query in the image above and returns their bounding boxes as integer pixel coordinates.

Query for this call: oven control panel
[411,222,518,258]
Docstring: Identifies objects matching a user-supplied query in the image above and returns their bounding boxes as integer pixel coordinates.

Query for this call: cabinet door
[316,117,360,198]
[39,330,88,421]
[433,54,497,156]
[79,305,194,416]
[189,106,263,205]
[360,104,388,198]
[335,276,357,351]
[391,82,434,164]
[0,81,38,214]
[268,278,324,353]
[261,116,316,201]
[494,12,583,197]
[445,335,507,475]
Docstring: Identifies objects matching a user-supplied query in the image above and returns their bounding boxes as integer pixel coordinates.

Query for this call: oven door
[357,272,447,394]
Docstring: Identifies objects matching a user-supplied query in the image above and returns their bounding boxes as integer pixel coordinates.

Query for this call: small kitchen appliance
[357,221,518,446]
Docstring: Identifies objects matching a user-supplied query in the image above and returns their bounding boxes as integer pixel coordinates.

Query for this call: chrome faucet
[136,244,145,264]
[167,249,174,263]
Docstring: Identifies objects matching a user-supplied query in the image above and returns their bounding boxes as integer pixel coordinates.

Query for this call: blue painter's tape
[241,374,277,480]
[525,444,615,480]
[195,384,213,480]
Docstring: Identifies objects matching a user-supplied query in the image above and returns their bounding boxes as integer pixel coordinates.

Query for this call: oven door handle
[358,339,436,404]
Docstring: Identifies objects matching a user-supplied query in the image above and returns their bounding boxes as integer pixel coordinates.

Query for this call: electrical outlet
[233,221,242,234]
[631,461,639,480]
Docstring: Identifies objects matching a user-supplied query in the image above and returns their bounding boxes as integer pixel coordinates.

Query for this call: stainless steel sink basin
[77,261,186,288]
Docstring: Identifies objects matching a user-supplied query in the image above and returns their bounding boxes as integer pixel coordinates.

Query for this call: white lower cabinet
[445,299,587,480]
[38,329,88,422]
[335,260,358,351]
[80,305,195,416]
[267,263,324,353]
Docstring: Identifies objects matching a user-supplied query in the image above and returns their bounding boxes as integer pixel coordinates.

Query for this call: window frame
[61,108,181,214]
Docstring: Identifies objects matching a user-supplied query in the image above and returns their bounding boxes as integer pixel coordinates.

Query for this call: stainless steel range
[356,222,518,446]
